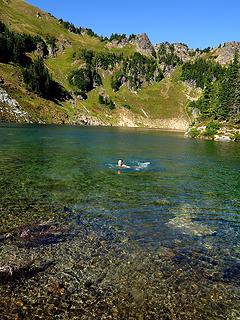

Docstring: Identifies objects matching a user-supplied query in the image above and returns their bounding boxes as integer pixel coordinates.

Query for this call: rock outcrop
[47,43,57,57]
[155,42,196,63]
[115,107,189,130]
[106,33,155,57]
[130,33,155,57]
[59,38,71,53]
[172,43,196,62]
[213,42,240,65]
[0,87,30,123]
[35,42,47,58]
[74,113,106,126]
[107,37,129,49]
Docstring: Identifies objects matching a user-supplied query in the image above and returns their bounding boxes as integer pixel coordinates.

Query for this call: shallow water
[0,124,240,319]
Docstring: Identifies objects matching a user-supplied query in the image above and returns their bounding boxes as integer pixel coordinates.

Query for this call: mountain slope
[0,0,223,129]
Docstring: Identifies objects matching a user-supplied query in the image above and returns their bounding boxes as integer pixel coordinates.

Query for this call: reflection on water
[0,124,240,319]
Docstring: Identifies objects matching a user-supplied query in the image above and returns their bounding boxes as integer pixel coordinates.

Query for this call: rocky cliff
[212,42,240,65]
[107,33,155,57]
[130,33,155,57]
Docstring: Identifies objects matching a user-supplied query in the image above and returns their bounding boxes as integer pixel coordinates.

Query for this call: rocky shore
[185,124,240,142]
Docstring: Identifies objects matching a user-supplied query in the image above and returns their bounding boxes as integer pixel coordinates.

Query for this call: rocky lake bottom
[0,124,239,319]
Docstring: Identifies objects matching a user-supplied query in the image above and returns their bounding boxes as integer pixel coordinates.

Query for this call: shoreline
[185,124,240,142]
[0,121,187,133]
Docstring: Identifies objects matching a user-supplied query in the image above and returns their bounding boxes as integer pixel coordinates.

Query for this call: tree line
[58,18,101,39]
[183,53,240,123]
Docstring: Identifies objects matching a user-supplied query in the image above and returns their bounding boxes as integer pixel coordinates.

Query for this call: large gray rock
[59,38,71,53]
[214,135,232,142]
[35,42,47,58]
[47,43,57,57]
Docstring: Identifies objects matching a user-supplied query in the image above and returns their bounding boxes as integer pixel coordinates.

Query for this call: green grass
[0,0,199,127]
[45,48,76,90]
[0,62,76,123]
[78,67,197,124]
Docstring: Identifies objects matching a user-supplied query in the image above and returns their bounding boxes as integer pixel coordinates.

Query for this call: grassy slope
[82,67,199,123]
[0,0,198,127]
[0,63,71,123]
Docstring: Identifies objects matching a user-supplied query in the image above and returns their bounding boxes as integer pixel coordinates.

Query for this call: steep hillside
[1,0,238,131]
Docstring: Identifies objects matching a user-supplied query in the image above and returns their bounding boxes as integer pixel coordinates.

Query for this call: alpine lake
[0,123,239,320]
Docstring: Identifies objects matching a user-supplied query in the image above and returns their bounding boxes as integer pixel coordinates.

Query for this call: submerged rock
[0,259,53,284]
[167,214,216,236]
[0,221,83,248]
[223,263,240,284]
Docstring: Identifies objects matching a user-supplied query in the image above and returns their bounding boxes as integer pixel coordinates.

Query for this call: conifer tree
[22,58,51,98]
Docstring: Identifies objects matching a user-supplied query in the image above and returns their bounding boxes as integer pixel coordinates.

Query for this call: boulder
[214,135,232,142]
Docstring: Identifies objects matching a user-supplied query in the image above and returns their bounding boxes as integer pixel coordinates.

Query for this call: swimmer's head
[118,159,123,167]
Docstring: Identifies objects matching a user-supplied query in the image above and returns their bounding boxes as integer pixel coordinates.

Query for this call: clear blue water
[0,123,240,319]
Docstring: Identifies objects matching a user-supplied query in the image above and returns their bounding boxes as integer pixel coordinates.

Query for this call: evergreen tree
[0,22,42,65]
[187,50,240,123]
[218,50,239,120]
[68,67,102,93]
[22,58,51,98]
[229,50,240,120]
[231,69,240,121]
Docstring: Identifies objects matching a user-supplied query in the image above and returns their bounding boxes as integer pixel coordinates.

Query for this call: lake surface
[0,124,240,319]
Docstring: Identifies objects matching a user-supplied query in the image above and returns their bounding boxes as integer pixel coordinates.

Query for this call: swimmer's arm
[121,164,130,168]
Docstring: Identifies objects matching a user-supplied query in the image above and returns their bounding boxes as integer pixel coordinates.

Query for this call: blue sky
[27,0,239,49]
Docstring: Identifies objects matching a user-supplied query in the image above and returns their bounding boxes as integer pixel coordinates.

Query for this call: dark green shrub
[108,99,115,110]
[98,94,105,104]
[181,58,223,89]
[111,71,125,91]
[22,58,66,100]
[188,128,200,138]
[0,21,43,66]
[98,95,115,109]
[203,121,220,136]
[206,120,220,130]
[123,104,131,110]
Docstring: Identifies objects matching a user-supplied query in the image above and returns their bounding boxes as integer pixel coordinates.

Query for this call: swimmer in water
[117,159,130,168]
